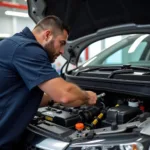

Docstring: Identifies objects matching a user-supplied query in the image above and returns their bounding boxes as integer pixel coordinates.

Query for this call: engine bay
[29,91,150,141]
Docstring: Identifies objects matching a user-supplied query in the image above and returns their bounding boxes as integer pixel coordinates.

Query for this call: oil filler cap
[75,123,84,131]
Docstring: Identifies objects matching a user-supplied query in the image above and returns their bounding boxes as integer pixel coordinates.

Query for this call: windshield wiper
[108,64,150,78]
[108,69,134,78]
[74,66,124,76]
[124,65,150,71]
[74,64,150,77]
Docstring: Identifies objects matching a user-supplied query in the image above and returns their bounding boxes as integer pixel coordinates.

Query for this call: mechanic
[0,15,97,149]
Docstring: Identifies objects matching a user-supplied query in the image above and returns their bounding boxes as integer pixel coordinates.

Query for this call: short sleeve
[12,42,60,90]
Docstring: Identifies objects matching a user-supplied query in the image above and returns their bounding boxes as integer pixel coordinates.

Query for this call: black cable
[65,55,72,74]
[60,47,74,76]
[60,60,68,76]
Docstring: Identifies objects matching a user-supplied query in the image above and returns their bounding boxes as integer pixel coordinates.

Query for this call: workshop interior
[1,0,150,150]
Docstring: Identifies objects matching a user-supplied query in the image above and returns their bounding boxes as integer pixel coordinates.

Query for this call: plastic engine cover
[106,105,141,124]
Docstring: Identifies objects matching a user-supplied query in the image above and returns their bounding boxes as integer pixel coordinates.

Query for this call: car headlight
[69,142,144,150]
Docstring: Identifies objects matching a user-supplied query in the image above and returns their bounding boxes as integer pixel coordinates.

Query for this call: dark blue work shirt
[0,27,59,148]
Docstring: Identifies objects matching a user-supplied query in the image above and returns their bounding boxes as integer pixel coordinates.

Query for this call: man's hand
[85,91,97,105]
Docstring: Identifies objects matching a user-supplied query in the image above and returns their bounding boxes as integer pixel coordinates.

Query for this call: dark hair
[35,15,70,35]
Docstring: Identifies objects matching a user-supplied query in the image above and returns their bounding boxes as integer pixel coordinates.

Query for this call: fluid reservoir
[128,99,139,107]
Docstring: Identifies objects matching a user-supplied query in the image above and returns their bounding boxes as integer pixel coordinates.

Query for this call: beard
[43,39,59,63]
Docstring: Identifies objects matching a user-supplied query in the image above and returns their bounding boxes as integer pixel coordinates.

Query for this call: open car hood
[27,0,150,65]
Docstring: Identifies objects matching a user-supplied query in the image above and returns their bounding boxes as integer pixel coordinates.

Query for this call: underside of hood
[28,0,150,41]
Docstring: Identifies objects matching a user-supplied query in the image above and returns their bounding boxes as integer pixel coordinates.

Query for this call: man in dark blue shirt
[0,15,97,149]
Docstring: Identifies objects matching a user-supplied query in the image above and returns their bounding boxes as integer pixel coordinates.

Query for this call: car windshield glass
[82,34,150,68]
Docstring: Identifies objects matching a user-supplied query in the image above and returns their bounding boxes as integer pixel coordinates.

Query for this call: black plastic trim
[66,73,150,97]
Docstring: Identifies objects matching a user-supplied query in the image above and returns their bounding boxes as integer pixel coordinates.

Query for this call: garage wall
[0,9,13,34]
[0,7,35,36]
[14,17,35,33]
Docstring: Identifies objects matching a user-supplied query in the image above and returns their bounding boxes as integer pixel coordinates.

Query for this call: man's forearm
[61,83,89,106]
[38,78,96,107]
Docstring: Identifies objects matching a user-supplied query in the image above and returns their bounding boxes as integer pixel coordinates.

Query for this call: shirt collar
[21,27,36,40]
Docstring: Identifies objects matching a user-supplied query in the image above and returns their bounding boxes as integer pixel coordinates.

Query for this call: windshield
[82,34,150,67]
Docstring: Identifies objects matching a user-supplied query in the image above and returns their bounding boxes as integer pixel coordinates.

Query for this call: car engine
[28,91,150,142]
[36,94,141,128]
